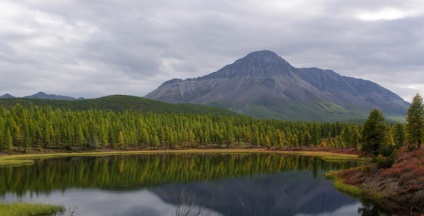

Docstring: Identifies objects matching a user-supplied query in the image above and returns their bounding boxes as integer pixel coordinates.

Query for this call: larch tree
[393,123,406,148]
[406,93,424,151]
[361,109,386,157]
[350,125,360,150]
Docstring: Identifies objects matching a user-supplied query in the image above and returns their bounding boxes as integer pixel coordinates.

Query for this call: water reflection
[0,154,381,216]
[152,171,359,216]
[0,154,356,196]
[4,189,179,216]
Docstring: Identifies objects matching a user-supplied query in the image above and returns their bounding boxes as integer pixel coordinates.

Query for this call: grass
[0,148,360,167]
[0,149,269,167]
[325,170,363,197]
[275,150,360,161]
[0,202,64,216]
[0,159,34,167]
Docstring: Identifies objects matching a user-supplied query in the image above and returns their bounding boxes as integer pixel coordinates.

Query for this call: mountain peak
[0,93,15,99]
[204,50,294,79]
[245,50,280,60]
[146,50,409,121]
[239,50,291,66]
[34,92,48,96]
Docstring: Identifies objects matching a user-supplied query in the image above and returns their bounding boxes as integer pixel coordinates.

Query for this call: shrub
[378,145,396,157]
[376,155,395,169]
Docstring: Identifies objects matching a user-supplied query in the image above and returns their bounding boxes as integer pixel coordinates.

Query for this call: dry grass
[0,148,360,167]
[0,202,64,216]
[274,150,360,161]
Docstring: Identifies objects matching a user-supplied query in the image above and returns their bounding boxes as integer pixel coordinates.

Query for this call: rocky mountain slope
[146,50,409,121]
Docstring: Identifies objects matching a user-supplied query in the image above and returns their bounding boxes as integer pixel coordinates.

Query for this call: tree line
[361,93,423,168]
[0,100,414,152]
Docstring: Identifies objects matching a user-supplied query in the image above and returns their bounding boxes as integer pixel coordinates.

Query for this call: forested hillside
[0,95,235,116]
[0,103,405,151]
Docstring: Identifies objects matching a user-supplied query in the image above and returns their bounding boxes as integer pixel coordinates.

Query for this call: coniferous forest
[0,103,406,152]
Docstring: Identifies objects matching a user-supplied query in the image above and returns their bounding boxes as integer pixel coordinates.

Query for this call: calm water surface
[0,154,386,216]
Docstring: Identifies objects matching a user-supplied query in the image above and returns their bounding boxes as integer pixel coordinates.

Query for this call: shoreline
[2,148,422,214]
[332,147,424,215]
[0,148,359,167]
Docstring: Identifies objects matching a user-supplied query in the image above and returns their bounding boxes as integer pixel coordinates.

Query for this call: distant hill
[23,92,83,100]
[146,50,409,122]
[0,95,236,116]
[1,92,84,100]
[0,93,15,99]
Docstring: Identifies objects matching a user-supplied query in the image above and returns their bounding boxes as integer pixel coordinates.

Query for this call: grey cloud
[0,0,423,101]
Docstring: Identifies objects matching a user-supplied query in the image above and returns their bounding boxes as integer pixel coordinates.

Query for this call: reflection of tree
[174,185,214,216]
[0,154,357,197]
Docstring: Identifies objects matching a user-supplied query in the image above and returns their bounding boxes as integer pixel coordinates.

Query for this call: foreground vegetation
[0,202,64,216]
[330,93,424,215]
[334,146,424,214]
[325,170,363,196]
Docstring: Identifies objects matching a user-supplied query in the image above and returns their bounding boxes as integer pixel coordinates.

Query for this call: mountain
[0,95,236,116]
[146,50,409,121]
[23,92,82,100]
[0,93,15,99]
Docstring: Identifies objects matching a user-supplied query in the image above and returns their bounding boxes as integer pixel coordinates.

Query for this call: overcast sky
[1,0,423,101]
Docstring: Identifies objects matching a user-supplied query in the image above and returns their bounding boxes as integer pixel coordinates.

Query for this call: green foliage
[0,202,64,216]
[325,170,363,197]
[378,145,395,157]
[393,123,406,148]
[406,93,424,151]
[0,95,236,116]
[0,104,367,151]
[211,100,406,122]
[350,125,361,149]
[361,110,397,169]
[361,109,386,157]
[376,155,395,169]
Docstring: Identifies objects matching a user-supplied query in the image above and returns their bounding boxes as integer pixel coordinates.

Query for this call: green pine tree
[361,109,386,157]
[406,93,424,151]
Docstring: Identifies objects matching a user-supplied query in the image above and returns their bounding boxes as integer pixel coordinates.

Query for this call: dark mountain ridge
[24,92,84,100]
[146,50,409,121]
[0,93,15,99]
[1,92,84,100]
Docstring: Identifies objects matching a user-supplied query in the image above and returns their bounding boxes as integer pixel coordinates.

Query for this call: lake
[0,153,387,216]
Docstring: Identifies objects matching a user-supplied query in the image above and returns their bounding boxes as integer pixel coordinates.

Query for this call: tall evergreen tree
[4,128,13,150]
[350,125,360,150]
[406,93,424,151]
[361,109,386,157]
[393,123,405,148]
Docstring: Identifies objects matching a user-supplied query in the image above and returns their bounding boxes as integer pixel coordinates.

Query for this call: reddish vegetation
[338,146,424,214]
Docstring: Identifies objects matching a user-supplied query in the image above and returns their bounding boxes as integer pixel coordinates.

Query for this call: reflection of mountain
[151,171,358,216]
[0,154,358,196]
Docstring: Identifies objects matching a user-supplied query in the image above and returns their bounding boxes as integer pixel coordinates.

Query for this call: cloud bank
[0,0,423,101]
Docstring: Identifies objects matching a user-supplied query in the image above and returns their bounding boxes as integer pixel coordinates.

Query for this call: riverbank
[0,203,64,216]
[333,146,424,215]
[0,148,359,167]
